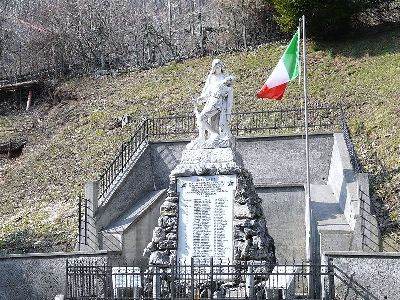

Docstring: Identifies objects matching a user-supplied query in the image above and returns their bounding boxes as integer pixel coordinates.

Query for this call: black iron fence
[339,107,363,173]
[66,259,336,300]
[359,188,400,252]
[97,105,356,203]
[77,195,89,249]
[77,195,124,252]
[98,120,149,200]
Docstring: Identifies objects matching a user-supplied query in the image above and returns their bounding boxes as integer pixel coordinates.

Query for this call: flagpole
[301,14,315,297]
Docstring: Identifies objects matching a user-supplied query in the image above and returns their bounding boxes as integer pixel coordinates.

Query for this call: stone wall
[151,141,187,190]
[150,133,334,189]
[324,251,400,300]
[258,186,306,262]
[0,251,110,300]
[144,148,276,268]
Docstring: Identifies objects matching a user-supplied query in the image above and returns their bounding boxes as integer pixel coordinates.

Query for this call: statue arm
[195,74,212,104]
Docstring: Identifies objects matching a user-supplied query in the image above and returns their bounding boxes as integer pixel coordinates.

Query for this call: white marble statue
[187,59,235,149]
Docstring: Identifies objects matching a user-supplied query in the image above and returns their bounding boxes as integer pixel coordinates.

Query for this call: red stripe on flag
[256,83,288,100]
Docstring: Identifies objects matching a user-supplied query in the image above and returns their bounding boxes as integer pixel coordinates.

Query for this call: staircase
[101,189,167,252]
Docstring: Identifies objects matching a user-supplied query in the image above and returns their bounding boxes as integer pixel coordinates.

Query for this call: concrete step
[100,189,167,251]
[311,184,354,253]
[310,184,351,232]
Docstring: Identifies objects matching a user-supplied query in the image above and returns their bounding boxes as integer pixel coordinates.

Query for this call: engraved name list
[177,175,236,263]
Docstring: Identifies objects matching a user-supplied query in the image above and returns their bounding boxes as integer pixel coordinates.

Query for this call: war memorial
[0,59,399,300]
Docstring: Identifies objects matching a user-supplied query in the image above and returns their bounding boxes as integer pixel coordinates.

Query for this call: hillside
[0,28,399,253]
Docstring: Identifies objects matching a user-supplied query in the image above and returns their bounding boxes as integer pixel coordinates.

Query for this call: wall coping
[254,183,305,189]
[324,251,400,258]
[150,132,336,145]
[0,250,110,260]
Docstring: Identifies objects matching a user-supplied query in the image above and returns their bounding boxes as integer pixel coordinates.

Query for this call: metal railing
[359,188,400,252]
[77,195,88,249]
[339,106,363,173]
[66,259,336,300]
[97,105,360,203]
[77,195,122,252]
[98,120,149,199]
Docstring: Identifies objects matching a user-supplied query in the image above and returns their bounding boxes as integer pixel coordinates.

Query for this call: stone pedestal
[144,148,275,267]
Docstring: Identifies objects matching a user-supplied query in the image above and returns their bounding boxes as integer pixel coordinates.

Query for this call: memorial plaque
[177,175,236,263]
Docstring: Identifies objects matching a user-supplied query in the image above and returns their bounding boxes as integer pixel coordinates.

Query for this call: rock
[158,240,177,250]
[158,216,178,228]
[234,203,263,219]
[166,232,177,240]
[152,227,165,243]
[234,228,246,241]
[149,250,170,265]
[166,196,179,203]
[160,201,178,216]
[234,218,255,227]
[143,242,157,257]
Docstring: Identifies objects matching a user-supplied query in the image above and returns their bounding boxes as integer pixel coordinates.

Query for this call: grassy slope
[0,28,399,253]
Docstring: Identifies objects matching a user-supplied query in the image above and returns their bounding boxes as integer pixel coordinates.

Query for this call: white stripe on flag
[266,59,290,88]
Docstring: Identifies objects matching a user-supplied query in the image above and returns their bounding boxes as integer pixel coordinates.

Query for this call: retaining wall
[0,251,110,300]
[258,186,306,262]
[324,251,400,300]
[150,133,334,188]
[236,134,333,185]
[93,133,334,262]
[96,146,154,231]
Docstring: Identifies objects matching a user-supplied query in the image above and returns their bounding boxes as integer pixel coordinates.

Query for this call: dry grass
[0,27,399,253]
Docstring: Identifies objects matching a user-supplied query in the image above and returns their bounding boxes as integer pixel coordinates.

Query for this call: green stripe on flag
[282,32,299,80]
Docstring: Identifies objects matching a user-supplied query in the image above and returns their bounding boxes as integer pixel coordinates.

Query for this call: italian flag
[257,31,299,100]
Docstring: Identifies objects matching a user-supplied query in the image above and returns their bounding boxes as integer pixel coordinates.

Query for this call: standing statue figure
[187,59,235,150]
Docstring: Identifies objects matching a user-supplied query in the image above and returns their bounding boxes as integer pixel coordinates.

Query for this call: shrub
[268,0,393,39]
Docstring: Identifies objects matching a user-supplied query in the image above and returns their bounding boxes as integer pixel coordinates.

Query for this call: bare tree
[0,0,278,80]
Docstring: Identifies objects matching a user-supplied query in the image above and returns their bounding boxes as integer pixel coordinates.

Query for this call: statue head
[210,59,225,75]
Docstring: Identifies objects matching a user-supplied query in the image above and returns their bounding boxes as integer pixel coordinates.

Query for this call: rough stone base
[144,148,275,268]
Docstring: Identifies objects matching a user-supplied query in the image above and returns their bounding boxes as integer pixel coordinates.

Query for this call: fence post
[82,181,100,250]
[246,264,254,299]
[191,257,195,300]
[170,260,175,300]
[209,257,213,300]
[7,138,11,158]
[65,259,69,298]
[153,266,161,300]
[85,181,99,214]
[84,197,88,245]
[360,189,366,250]
[77,195,82,250]
[328,258,335,300]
